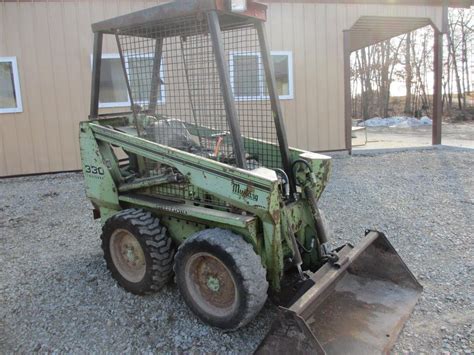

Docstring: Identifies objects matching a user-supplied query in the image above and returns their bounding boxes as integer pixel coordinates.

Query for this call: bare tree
[447,12,464,111]
[350,8,473,122]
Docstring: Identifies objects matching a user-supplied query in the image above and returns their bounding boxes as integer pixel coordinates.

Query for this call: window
[232,53,262,99]
[92,53,164,108]
[271,52,292,99]
[95,54,129,108]
[126,54,165,105]
[230,51,293,100]
[0,57,23,114]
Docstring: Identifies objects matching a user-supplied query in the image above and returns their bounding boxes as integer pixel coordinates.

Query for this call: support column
[256,21,295,194]
[343,30,352,153]
[432,28,443,145]
[148,38,164,115]
[89,32,103,119]
[207,11,246,169]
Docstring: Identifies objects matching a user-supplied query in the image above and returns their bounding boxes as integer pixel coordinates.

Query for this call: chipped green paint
[79,117,332,291]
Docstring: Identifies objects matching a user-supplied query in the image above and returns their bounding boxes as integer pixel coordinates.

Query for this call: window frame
[92,53,130,108]
[90,53,165,109]
[269,51,294,100]
[229,51,264,101]
[0,57,23,114]
[229,50,294,101]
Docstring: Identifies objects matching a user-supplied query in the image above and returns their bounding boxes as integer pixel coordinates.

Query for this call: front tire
[174,229,268,330]
[101,208,174,295]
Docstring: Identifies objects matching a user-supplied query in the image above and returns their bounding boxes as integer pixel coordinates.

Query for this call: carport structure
[342,0,473,152]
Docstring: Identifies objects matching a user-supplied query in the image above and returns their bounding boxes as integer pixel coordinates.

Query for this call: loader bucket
[256,231,422,354]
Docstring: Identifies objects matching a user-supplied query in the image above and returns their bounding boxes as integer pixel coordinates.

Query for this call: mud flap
[256,231,422,354]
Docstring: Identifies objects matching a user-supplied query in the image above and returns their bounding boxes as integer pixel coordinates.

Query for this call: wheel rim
[110,229,146,283]
[184,252,238,318]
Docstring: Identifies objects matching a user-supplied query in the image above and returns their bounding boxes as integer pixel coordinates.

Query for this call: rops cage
[90,0,294,192]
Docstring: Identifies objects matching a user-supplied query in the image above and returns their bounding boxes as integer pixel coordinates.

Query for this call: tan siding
[315,4,330,150]
[280,2,297,146]
[303,3,318,149]
[19,3,49,172]
[0,0,444,176]
[76,1,93,112]
[48,2,76,170]
[327,4,339,149]
[0,2,8,174]
[35,2,63,172]
[11,3,38,174]
[63,1,87,168]
[293,3,309,149]
[2,3,26,175]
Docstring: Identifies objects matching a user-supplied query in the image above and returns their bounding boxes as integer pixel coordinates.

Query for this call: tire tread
[174,228,268,330]
[101,208,174,295]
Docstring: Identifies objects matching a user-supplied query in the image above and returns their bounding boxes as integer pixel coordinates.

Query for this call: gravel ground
[1,148,472,353]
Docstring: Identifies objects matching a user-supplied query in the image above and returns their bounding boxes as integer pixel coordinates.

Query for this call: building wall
[0,0,443,176]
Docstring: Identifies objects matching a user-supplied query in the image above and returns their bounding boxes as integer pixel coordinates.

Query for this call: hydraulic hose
[304,187,328,245]
[291,159,338,263]
[273,168,290,198]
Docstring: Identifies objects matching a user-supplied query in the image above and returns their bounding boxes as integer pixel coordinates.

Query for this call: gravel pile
[1,148,472,353]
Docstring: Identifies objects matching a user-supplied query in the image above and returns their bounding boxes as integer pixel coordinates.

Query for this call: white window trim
[90,53,130,108]
[271,51,294,100]
[90,53,165,109]
[0,57,23,114]
[229,50,294,101]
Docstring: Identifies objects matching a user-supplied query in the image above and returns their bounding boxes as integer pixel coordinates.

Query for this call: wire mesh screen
[115,14,282,170]
[223,25,282,169]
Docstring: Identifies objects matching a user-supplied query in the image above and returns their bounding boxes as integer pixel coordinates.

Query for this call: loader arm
[80,120,330,290]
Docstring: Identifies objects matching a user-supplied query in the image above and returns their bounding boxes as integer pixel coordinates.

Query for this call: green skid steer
[80,1,422,353]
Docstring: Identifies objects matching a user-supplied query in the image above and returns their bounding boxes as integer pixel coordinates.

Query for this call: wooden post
[343,30,352,153]
[432,28,443,145]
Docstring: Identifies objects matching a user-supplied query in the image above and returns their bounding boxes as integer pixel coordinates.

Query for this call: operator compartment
[92,6,286,173]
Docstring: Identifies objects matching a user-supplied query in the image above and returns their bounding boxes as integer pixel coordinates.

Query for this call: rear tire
[101,208,174,295]
[174,228,268,330]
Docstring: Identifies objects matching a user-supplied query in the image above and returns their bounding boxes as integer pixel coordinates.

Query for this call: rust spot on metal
[241,184,255,198]
[272,210,280,224]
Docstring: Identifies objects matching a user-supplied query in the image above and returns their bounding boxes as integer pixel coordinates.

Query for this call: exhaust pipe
[256,231,422,354]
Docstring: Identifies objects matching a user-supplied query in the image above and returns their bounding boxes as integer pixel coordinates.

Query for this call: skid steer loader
[80,0,422,352]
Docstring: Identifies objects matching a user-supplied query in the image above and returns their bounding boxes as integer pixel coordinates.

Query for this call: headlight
[231,0,247,12]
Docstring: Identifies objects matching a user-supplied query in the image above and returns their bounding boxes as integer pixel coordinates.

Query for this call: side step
[256,231,422,354]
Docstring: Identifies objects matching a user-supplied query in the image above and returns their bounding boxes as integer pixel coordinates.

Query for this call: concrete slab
[352,122,474,150]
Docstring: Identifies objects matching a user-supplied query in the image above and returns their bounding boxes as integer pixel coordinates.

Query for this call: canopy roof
[92,0,267,34]
[262,0,472,8]
[348,16,433,52]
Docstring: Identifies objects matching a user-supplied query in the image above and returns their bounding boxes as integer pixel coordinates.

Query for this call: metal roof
[262,0,472,8]
[1,0,471,6]
[347,16,433,52]
[92,0,267,34]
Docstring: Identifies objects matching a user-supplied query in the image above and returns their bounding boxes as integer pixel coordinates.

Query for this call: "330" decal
[84,165,105,175]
